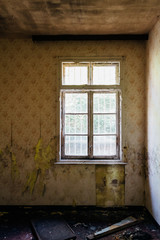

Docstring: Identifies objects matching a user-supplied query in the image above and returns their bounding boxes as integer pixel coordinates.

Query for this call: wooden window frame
[59,58,123,161]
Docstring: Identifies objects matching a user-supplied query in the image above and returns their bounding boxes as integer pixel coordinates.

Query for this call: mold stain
[96,165,125,207]
[10,149,19,180]
[123,146,128,162]
[23,169,39,194]
[112,179,118,185]
[23,137,56,195]
[0,147,19,180]
[34,138,52,173]
[0,149,5,168]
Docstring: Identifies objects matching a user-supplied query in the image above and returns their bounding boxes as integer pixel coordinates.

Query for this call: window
[60,59,122,161]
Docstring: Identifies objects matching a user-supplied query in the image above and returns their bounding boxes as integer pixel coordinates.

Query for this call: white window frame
[57,57,124,162]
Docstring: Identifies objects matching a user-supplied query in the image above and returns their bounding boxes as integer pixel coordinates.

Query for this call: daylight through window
[60,60,121,160]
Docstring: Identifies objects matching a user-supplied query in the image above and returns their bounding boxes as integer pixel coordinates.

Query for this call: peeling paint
[23,137,56,195]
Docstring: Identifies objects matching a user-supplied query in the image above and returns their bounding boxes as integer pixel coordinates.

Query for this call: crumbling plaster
[0,39,145,206]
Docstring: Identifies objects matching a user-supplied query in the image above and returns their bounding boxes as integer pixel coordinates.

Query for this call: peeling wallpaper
[146,19,160,225]
[0,39,145,205]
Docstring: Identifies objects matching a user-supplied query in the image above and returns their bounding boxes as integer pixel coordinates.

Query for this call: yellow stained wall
[146,19,160,224]
[0,39,145,205]
[96,165,125,206]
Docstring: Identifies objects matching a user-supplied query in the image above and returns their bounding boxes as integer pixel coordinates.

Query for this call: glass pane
[65,136,88,156]
[63,65,88,85]
[93,136,116,156]
[65,115,88,134]
[93,93,116,113]
[93,64,119,85]
[65,93,88,113]
[93,115,116,134]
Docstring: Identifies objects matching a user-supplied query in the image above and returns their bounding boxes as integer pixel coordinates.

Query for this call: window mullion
[88,92,91,158]
[88,63,91,85]
[90,62,93,85]
[88,91,93,158]
[116,91,120,158]
[61,92,65,158]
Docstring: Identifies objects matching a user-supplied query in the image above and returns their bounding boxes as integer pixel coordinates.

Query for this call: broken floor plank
[86,216,139,240]
[31,215,76,240]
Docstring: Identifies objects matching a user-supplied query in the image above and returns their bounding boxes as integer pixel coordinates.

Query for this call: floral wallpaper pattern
[0,39,146,205]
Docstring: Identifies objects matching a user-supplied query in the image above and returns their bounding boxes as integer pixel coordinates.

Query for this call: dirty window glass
[92,64,120,85]
[62,63,88,85]
[61,60,121,160]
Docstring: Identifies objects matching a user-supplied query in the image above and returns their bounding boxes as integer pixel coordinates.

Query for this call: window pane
[93,136,116,156]
[65,136,88,156]
[65,93,88,113]
[65,115,88,134]
[93,115,116,134]
[93,64,119,85]
[93,93,116,113]
[63,65,88,85]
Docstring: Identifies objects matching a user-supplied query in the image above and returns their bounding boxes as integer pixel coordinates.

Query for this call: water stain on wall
[96,165,125,206]
[0,146,19,181]
[23,137,56,195]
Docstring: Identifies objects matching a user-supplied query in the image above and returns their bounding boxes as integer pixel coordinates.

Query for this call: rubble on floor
[114,228,152,240]
[0,207,159,240]
[86,216,140,240]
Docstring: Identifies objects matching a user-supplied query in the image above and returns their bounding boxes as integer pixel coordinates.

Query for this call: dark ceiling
[0,0,160,37]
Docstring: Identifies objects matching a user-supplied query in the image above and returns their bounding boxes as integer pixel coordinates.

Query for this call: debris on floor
[31,215,76,240]
[74,223,88,228]
[0,212,8,217]
[114,228,152,240]
[0,207,160,240]
[86,216,139,240]
[50,211,63,216]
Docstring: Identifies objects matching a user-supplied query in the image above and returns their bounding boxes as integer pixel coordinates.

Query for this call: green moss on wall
[23,169,39,194]
[23,137,56,195]
[10,150,19,180]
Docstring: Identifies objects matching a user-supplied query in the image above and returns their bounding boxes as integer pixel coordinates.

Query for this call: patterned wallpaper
[0,39,146,205]
[0,40,57,148]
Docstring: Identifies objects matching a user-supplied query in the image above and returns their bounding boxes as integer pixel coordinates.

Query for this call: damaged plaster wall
[146,19,160,225]
[0,39,145,206]
[96,165,125,206]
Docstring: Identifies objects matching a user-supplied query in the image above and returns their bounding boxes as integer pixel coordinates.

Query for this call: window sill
[55,160,127,165]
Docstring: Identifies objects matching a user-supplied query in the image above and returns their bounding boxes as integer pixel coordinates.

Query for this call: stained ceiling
[0,0,160,37]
